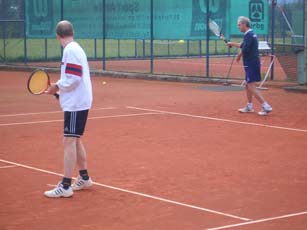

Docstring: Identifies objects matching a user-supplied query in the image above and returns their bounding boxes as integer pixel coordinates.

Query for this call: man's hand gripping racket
[208,19,231,47]
[27,69,59,99]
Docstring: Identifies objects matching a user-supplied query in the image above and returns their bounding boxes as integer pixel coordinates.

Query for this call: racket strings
[209,21,221,37]
[28,70,50,95]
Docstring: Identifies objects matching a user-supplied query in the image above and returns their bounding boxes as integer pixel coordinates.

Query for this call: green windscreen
[26,0,268,39]
[105,0,229,40]
[230,0,269,35]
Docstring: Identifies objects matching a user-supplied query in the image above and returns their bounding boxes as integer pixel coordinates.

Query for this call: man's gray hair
[238,16,251,28]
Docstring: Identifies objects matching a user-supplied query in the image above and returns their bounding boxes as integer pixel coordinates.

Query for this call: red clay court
[0,70,307,230]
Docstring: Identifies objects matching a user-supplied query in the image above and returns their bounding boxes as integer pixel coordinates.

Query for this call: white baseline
[0,158,250,221]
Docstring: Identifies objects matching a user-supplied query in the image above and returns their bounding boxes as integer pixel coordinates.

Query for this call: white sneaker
[258,103,272,116]
[71,176,93,191]
[238,104,254,113]
[44,183,73,198]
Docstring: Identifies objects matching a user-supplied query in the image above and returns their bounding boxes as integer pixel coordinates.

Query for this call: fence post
[60,0,64,56]
[94,38,97,59]
[143,39,145,57]
[118,39,120,58]
[24,1,27,64]
[167,40,170,56]
[150,0,154,74]
[102,0,106,70]
[3,22,6,62]
[206,0,210,78]
[215,40,217,55]
[45,38,48,60]
[135,39,137,57]
[304,0,307,84]
[61,0,64,20]
[271,0,277,80]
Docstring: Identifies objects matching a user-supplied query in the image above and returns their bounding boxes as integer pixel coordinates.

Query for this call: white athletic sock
[247,103,253,108]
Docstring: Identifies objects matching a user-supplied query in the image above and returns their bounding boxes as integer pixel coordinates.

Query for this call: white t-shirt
[57,41,92,111]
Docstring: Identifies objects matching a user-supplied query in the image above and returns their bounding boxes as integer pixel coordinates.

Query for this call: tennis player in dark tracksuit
[227,16,272,116]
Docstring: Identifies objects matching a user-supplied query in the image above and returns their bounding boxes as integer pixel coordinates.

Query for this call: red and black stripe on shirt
[65,63,82,77]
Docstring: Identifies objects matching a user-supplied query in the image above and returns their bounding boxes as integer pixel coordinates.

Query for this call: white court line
[127,106,307,133]
[0,107,117,118]
[0,158,250,221]
[0,112,161,127]
[0,165,18,169]
[206,211,307,230]
[169,61,274,69]
[169,61,242,68]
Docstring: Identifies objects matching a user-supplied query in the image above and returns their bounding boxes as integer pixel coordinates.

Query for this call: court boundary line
[169,61,243,69]
[0,107,117,118]
[0,158,250,221]
[0,165,18,169]
[0,112,162,127]
[205,211,307,230]
[126,106,307,133]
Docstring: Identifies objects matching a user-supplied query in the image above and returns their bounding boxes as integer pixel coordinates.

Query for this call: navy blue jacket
[240,30,259,64]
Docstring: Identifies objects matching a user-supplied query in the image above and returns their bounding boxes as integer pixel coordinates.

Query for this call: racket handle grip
[220,34,232,48]
[54,93,59,99]
[223,39,232,48]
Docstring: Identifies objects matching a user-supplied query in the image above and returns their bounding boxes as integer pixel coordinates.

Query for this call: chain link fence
[0,0,305,81]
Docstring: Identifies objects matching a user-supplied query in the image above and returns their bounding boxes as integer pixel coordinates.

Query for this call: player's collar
[244,29,252,35]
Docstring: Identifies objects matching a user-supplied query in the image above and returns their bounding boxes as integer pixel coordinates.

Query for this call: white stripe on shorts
[70,112,76,134]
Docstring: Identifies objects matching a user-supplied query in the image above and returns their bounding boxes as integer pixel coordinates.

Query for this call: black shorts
[64,110,89,138]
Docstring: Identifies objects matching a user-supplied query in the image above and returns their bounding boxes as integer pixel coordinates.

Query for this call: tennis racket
[27,69,59,99]
[208,19,230,45]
